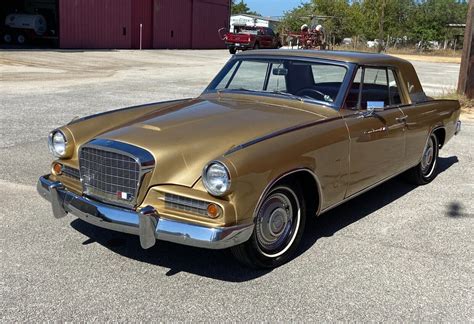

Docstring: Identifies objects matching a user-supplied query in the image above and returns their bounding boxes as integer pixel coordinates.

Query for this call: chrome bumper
[455,120,461,135]
[37,175,253,250]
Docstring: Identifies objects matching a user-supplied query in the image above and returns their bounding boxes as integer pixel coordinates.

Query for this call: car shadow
[70,156,458,282]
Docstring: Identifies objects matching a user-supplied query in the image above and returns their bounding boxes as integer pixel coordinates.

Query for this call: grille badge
[117,191,133,201]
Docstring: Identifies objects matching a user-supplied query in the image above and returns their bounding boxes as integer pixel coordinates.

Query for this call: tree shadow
[446,201,473,218]
[70,156,459,282]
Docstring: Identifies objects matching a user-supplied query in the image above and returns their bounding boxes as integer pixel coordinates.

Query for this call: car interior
[284,62,343,103]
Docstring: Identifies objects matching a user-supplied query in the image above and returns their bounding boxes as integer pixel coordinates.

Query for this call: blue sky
[244,0,309,17]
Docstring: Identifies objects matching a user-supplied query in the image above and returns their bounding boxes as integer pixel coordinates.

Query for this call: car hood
[95,94,334,187]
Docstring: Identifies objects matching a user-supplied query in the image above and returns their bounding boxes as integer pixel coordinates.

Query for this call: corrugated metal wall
[191,0,229,49]
[153,0,192,49]
[131,0,153,49]
[60,0,131,49]
[60,0,229,49]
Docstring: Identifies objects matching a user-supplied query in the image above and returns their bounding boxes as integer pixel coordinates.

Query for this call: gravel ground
[0,49,472,322]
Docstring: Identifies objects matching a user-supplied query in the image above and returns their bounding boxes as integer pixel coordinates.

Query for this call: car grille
[62,165,80,180]
[78,140,154,209]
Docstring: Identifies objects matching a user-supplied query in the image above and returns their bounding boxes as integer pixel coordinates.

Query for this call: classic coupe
[38,50,461,268]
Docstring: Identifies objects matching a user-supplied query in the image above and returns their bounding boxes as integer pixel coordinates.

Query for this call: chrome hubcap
[256,190,299,257]
[421,137,434,174]
[421,137,436,177]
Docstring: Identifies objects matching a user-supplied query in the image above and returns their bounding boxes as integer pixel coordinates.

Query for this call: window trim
[344,64,405,111]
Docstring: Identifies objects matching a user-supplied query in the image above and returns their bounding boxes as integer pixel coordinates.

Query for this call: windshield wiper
[268,90,303,102]
[225,88,261,93]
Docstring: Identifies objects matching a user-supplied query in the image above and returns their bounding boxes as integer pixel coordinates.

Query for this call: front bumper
[37,175,253,250]
[225,42,251,49]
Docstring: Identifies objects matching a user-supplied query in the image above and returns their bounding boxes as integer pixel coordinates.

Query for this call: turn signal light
[207,203,220,218]
[52,163,63,175]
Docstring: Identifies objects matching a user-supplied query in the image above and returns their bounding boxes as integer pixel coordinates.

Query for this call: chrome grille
[165,193,209,216]
[79,139,154,208]
[62,166,80,180]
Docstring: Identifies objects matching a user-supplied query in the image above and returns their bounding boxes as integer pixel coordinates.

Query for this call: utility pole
[458,0,473,99]
[377,0,386,53]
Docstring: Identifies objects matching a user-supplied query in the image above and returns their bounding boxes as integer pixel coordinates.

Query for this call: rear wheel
[231,182,306,268]
[229,47,236,54]
[253,42,260,50]
[405,133,439,185]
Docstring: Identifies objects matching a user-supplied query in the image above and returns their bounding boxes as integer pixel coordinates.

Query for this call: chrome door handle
[396,116,408,123]
[364,126,387,134]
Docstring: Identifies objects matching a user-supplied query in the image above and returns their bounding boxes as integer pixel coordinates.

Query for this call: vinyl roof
[236,49,411,66]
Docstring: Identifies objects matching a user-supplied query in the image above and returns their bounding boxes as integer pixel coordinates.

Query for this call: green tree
[279,0,468,48]
[231,0,260,16]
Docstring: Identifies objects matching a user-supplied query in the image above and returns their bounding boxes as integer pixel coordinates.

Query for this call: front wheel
[231,182,306,268]
[16,34,26,44]
[228,47,236,54]
[405,133,439,185]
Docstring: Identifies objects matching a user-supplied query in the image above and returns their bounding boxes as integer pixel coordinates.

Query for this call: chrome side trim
[252,168,323,221]
[37,175,254,250]
[225,116,342,156]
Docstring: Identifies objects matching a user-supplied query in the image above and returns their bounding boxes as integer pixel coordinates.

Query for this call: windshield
[207,58,348,106]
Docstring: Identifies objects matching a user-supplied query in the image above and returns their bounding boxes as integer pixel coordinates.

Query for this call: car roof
[236,49,411,67]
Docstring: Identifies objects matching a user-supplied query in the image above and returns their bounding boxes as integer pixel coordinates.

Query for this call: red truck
[224,26,282,54]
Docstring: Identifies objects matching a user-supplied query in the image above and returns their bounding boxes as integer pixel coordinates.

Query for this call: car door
[341,66,407,197]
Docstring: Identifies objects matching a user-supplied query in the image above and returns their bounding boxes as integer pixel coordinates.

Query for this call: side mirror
[272,67,288,76]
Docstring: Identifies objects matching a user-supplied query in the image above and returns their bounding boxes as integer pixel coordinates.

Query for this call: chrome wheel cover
[421,136,436,177]
[255,188,300,258]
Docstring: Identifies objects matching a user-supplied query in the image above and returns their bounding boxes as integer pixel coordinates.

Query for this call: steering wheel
[296,88,333,102]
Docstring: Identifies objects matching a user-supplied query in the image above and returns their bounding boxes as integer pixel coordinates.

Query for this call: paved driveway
[0,50,472,321]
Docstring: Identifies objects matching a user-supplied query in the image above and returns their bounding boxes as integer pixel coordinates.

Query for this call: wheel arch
[433,126,446,149]
[252,168,323,223]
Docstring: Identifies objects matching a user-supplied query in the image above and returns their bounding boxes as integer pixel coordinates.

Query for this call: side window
[345,68,363,109]
[267,63,287,92]
[345,66,401,110]
[217,61,268,91]
[388,69,402,105]
[360,67,389,109]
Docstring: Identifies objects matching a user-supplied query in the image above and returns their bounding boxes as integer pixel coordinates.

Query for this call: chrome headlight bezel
[202,161,232,197]
[48,130,68,158]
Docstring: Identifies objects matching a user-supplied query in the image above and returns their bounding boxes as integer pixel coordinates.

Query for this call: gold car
[38,50,461,268]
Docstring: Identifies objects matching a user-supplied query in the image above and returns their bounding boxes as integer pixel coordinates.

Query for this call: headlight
[202,161,231,196]
[48,130,68,158]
